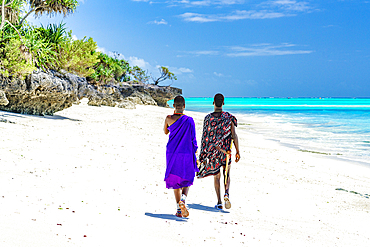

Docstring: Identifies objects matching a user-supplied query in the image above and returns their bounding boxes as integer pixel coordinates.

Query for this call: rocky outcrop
[0,70,182,115]
[117,100,136,109]
[0,90,8,105]
[132,84,182,107]
[0,70,82,115]
[75,83,181,108]
[87,84,158,107]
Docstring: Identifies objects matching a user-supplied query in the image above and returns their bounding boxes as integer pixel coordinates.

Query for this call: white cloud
[184,43,313,57]
[214,72,224,77]
[178,67,193,73]
[179,13,218,22]
[148,19,168,25]
[176,0,313,22]
[179,9,289,22]
[189,1,212,6]
[137,0,313,13]
[227,43,314,57]
[218,0,245,5]
[265,0,311,12]
[171,0,244,7]
[223,10,287,20]
[177,50,219,57]
[132,0,157,3]
[190,50,219,55]
[129,56,151,69]
[72,35,78,40]
[96,46,107,54]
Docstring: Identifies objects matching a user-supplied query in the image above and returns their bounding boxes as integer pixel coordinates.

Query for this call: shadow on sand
[0,111,81,122]
[145,212,188,222]
[187,203,230,214]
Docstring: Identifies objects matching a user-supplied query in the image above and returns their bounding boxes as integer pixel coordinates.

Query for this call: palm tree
[1,0,22,38]
[20,0,78,25]
[1,0,19,25]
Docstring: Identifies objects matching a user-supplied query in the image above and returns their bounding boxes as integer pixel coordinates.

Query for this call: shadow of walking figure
[187,203,230,213]
[145,212,188,222]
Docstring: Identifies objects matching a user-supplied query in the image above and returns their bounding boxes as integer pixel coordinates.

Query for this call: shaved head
[174,95,185,106]
[214,93,224,107]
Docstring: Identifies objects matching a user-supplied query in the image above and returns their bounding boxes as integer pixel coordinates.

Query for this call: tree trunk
[0,0,5,30]
[1,0,16,30]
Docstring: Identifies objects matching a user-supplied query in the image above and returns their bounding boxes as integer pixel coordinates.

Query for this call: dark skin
[212,102,240,205]
[163,103,192,204]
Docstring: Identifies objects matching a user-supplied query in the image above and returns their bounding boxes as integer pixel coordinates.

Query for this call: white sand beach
[1,100,369,247]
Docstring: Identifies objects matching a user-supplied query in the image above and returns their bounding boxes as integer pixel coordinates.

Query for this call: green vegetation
[0,0,176,85]
[20,0,79,25]
[88,52,131,85]
[0,37,35,78]
[131,66,149,84]
[57,30,99,77]
[151,66,177,85]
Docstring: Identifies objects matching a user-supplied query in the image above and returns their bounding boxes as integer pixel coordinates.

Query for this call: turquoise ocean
[170,98,370,166]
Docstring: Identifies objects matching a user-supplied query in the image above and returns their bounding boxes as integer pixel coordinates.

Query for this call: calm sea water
[169,97,370,166]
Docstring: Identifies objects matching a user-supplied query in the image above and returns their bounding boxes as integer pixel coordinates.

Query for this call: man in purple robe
[164,96,198,217]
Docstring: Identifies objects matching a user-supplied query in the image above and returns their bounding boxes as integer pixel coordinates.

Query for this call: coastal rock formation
[0,90,8,105]
[87,84,157,107]
[87,83,181,108]
[0,70,82,115]
[0,70,182,115]
[117,100,136,109]
[133,84,182,107]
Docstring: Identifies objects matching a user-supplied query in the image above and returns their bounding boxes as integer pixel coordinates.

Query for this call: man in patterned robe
[198,93,240,210]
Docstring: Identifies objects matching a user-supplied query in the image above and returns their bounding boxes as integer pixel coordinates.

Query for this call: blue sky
[28,0,370,97]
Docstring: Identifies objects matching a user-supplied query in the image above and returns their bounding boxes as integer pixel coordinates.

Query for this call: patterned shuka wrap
[197,111,237,178]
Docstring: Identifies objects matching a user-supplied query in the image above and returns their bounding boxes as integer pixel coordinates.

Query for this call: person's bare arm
[231,121,240,162]
[164,116,170,135]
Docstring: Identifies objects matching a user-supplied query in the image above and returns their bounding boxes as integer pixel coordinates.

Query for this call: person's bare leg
[178,187,189,217]
[214,172,222,205]
[181,187,189,198]
[174,188,181,203]
[225,165,231,195]
[173,189,183,217]
[224,165,232,209]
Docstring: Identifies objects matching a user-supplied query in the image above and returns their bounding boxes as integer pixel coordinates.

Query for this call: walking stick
[224,140,233,186]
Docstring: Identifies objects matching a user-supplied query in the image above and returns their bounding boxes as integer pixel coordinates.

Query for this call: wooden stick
[224,140,233,186]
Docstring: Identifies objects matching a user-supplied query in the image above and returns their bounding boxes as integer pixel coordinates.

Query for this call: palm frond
[4,6,19,24]
[30,0,78,17]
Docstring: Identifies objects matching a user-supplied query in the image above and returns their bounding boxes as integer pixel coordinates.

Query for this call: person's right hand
[235,152,240,163]
[216,146,228,155]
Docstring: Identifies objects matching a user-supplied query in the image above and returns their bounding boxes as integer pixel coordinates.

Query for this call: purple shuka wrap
[165,115,199,189]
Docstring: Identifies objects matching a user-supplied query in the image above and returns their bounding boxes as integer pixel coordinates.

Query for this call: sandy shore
[1,99,369,246]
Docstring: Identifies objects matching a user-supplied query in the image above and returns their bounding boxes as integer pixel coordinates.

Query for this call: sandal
[179,200,189,217]
[175,209,182,217]
[215,203,223,210]
[224,194,231,209]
